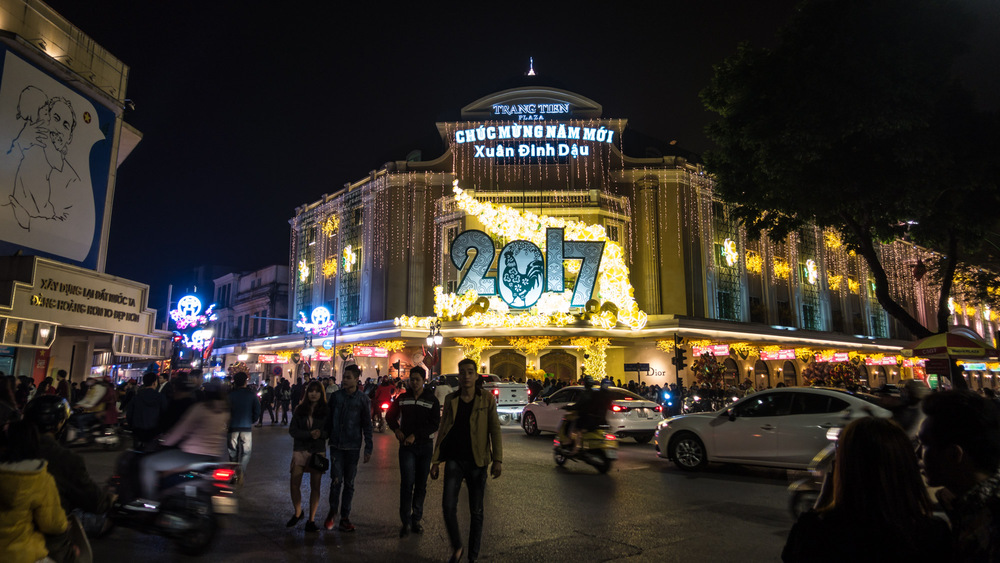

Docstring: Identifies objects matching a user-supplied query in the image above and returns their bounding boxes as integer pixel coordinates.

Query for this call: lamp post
[426,319,443,380]
[301,334,316,380]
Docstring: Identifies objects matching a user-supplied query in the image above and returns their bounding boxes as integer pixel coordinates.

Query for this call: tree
[701,0,1000,339]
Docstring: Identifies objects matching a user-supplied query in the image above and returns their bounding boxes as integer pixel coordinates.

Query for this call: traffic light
[392,360,401,375]
[676,347,688,371]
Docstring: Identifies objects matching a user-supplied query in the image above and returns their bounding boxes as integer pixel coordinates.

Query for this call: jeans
[261,402,274,423]
[398,442,433,525]
[328,448,361,519]
[442,459,488,559]
[227,431,253,474]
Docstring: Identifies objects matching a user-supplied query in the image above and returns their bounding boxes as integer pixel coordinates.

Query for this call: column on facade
[407,179,427,315]
[633,174,661,314]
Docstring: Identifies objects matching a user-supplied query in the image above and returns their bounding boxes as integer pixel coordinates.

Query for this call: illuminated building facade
[262,83,996,388]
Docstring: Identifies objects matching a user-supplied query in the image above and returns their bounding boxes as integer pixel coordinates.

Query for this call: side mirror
[727,408,736,422]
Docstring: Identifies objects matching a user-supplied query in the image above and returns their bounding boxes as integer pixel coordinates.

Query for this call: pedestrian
[783,417,951,561]
[0,420,68,563]
[290,377,305,411]
[228,372,261,479]
[287,381,329,532]
[259,381,275,425]
[126,371,168,450]
[277,378,292,425]
[387,366,440,537]
[323,364,373,532]
[918,390,1000,561]
[430,358,503,563]
[54,370,70,402]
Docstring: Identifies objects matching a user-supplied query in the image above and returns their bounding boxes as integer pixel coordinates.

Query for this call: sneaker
[339,518,355,532]
[305,521,319,533]
[323,514,335,530]
[399,524,409,538]
[285,512,303,527]
[410,521,423,534]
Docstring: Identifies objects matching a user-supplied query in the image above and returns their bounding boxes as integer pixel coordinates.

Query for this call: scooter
[106,448,239,555]
[553,412,618,474]
[788,427,839,519]
[374,402,390,433]
[64,418,122,450]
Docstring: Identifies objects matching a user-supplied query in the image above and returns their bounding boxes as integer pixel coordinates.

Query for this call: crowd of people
[7,362,1000,561]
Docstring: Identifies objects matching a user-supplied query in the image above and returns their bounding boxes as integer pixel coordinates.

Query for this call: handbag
[308,452,329,472]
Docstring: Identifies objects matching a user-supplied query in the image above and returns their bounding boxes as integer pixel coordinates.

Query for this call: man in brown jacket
[430,358,502,563]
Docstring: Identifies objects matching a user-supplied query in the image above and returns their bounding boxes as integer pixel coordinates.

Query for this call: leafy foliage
[702,0,1000,337]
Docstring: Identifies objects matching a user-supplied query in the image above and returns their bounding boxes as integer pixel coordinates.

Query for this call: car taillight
[381,403,390,409]
[654,405,662,412]
[212,468,236,481]
[492,389,500,396]
[604,434,617,441]
[611,404,629,412]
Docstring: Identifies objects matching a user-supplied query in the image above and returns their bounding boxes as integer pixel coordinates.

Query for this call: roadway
[79,420,797,562]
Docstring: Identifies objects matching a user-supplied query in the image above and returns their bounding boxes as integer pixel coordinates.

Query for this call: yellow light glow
[824,231,842,250]
[772,259,791,280]
[828,273,842,291]
[454,338,492,365]
[848,278,860,294]
[322,258,337,278]
[746,251,763,275]
[343,245,357,273]
[322,215,340,237]
[571,337,610,379]
[508,336,557,356]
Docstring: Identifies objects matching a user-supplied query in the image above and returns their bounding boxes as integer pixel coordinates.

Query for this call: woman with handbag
[287,381,329,532]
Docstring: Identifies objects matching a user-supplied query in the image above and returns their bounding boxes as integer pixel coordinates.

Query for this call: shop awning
[902,327,998,359]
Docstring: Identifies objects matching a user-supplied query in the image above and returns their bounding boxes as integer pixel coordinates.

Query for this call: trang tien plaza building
[220,83,999,390]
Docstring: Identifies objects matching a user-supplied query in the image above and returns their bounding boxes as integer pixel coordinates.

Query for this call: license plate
[605,449,618,459]
[636,409,648,419]
[212,495,238,514]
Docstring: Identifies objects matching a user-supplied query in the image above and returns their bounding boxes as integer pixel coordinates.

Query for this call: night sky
[38,1,1000,315]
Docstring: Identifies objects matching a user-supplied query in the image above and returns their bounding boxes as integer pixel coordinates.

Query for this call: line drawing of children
[4,85,79,231]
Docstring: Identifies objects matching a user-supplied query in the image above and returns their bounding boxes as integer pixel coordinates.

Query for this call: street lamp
[426,319,443,379]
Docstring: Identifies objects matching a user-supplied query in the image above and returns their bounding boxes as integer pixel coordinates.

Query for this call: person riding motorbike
[372,377,395,427]
[135,381,229,506]
[66,375,109,439]
[563,377,611,453]
[24,395,114,562]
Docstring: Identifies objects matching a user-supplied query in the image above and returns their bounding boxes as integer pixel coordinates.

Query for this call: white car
[521,386,663,443]
[655,387,891,471]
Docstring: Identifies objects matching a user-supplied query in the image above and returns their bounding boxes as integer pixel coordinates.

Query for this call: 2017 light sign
[451,228,604,309]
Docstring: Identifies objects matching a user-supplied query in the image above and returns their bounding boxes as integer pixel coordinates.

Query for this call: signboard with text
[257,354,289,364]
[693,345,731,357]
[353,346,388,358]
[759,349,796,361]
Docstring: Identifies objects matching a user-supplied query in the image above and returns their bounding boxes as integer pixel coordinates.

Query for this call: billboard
[0,48,116,270]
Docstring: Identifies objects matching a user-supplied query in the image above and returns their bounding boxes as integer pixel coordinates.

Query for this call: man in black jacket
[386,366,440,537]
[126,371,168,450]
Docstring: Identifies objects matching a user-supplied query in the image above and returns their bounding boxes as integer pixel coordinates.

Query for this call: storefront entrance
[491,350,526,381]
[540,350,577,382]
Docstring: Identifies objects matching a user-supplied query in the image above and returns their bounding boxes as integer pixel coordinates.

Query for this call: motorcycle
[374,402,390,433]
[64,418,122,450]
[106,449,239,555]
[788,426,839,519]
[553,412,618,474]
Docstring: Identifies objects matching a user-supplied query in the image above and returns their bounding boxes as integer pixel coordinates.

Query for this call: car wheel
[498,413,512,426]
[634,434,652,444]
[669,432,707,471]
[522,412,540,436]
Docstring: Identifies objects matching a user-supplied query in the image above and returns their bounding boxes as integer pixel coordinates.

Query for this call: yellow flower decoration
[454,338,492,365]
[322,258,337,278]
[508,336,557,356]
[746,251,763,275]
[571,337,610,379]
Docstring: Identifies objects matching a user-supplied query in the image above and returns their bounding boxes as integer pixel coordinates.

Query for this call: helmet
[24,395,71,435]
